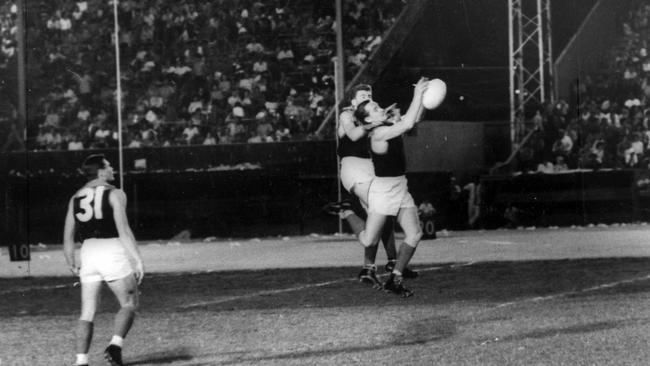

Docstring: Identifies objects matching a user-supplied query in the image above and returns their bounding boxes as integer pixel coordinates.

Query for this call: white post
[508,0,516,149]
[334,0,345,234]
[113,0,125,189]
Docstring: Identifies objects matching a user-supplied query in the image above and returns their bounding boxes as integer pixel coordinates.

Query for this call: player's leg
[380,217,396,259]
[394,206,422,273]
[347,181,382,287]
[384,207,421,297]
[76,280,102,366]
[104,274,139,366]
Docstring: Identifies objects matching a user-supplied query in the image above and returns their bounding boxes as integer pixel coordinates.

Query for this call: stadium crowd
[0,0,403,150]
[3,0,650,173]
[519,0,650,172]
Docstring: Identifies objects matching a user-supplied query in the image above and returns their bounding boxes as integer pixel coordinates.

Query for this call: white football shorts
[340,156,375,193]
[367,175,416,216]
[79,238,133,283]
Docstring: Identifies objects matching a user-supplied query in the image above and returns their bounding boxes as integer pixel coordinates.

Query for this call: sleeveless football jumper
[74,185,119,241]
[368,136,416,215]
[74,184,133,283]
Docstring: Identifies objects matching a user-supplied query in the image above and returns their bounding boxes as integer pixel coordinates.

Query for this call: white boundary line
[0,283,75,296]
[179,262,476,309]
[0,263,473,297]
[492,273,650,309]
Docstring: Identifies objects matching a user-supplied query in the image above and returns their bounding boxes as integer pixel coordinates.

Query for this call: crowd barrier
[480,169,650,228]
[0,142,453,244]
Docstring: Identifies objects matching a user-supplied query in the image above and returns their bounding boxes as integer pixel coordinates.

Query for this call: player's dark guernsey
[73,184,119,241]
[371,136,406,177]
[337,108,371,159]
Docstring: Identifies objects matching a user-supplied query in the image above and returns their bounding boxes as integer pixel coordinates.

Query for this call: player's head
[81,154,114,181]
[354,100,387,126]
[349,84,372,107]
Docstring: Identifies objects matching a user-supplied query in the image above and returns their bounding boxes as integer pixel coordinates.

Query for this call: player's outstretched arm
[373,78,429,142]
[110,189,145,283]
[63,197,79,276]
[339,110,368,141]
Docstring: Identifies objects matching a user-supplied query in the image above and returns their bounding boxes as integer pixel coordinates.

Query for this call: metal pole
[113,0,125,189]
[508,0,516,149]
[335,0,345,102]
[333,59,342,234]
[334,0,345,234]
[545,0,555,102]
[16,0,26,148]
[537,0,545,103]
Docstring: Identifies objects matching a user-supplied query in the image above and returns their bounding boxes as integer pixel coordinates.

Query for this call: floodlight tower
[508,0,554,148]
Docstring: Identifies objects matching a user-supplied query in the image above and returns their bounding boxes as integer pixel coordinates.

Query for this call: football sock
[395,244,417,273]
[380,219,397,259]
[76,320,93,354]
[363,244,379,267]
[76,353,89,365]
[110,335,124,347]
[114,305,135,339]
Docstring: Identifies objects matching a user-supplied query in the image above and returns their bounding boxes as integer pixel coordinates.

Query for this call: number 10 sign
[9,242,30,261]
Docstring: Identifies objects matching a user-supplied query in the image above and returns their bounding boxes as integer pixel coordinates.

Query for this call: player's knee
[404,230,422,248]
[120,303,138,314]
[359,230,378,248]
[79,311,95,322]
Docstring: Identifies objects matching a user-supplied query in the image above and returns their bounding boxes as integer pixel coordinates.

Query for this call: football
[422,78,447,110]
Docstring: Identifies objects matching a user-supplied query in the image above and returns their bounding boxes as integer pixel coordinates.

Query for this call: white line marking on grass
[0,283,75,295]
[483,240,517,245]
[180,262,475,309]
[493,274,650,310]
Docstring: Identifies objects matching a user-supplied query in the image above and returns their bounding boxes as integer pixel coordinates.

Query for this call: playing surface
[2,226,650,365]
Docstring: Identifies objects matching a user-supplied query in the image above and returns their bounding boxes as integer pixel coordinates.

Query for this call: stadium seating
[520,0,650,172]
[0,0,404,151]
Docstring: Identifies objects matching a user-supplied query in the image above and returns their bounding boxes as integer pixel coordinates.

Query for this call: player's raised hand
[413,77,429,97]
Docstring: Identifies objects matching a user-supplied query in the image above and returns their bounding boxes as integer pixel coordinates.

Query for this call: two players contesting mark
[335,77,430,297]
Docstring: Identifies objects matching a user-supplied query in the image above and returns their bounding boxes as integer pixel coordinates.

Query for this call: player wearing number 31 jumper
[63,154,144,366]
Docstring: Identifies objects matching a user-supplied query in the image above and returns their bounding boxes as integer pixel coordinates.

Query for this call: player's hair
[81,154,108,180]
[354,100,372,124]
[348,84,372,103]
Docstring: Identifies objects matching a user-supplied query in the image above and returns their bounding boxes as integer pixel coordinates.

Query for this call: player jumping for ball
[353,77,429,297]
[324,84,418,287]
[63,154,144,366]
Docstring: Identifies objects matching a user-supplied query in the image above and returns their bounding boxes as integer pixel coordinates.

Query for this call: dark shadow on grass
[218,316,456,365]
[126,347,194,365]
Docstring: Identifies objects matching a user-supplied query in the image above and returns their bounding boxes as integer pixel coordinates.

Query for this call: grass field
[2,251,650,365]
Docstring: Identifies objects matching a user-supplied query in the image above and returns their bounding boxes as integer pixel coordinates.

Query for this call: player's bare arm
[63,196,79,276]
[339,110,369,141]
[110,189,145,283]
[371,78,429,143]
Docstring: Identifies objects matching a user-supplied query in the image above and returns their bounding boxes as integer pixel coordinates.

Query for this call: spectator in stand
[181,119,201,145]
[624,132,644,166]
[553,156,568,172]
[552,129,574,162]
[203,131,217,145]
